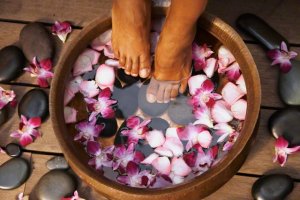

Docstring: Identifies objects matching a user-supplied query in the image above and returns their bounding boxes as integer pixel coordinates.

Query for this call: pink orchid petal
[221,82,244,106]
[231,99,247,120]
[225,62,241,81]
[95,64,115,91]
[193,106,214,128]
[86,141,101,156]
[152,157,171,175]
[146,130,165,148]
[197,130,212,148]
[169,173,185,184]
[91,29,112,51]
[236,75,247,94]
[40,59,52,71]
[126,161,139,176]
[281,41,288,52]
[192,43,214,71]
[171,157,192,177]
[204,57,217,78]
[141,153,159,164]
[163,136,184,157]
[79,80,100,98]
[37,78,50,88]
[134,151,145,163]
[154,146,173,157]
[28,117,41,128]
[19,134,33,147]
[0,87,17,109]
[183,151,197,167]
[188,74,208,95]
[211,100,233,123]
[73,55,93,76]
[126,116,141,129]
[64,106,77,124]
[217,46,235,71]
[51,21,72,43]
[280,61,292,73]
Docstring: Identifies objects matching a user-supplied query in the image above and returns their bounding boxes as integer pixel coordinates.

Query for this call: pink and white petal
[218,46,235,68]
[141,153,159,164]
[73,55,93,76]
[163,137,184,157]
[204,58,217,78]
[86,141,101,156]
[275,136,289,149]
[274,152,287,167]
[98,87,112,99]
[222,141,234,151]
[197,130,212,148]
[183,151,197,167]
[285,146,300,154]
[152,157,171,175]
[40,59,53,71]
[154,146,173,157]
[188,75,208,95]
[231,99,247,120]
[28,117,41,128]
[91,29,112,51]
[64,106,77,124]
[281,41,288,52]
[236,75,247,94]
[117,175,130,185]
[79,80,100,98]
[82,49,101,65]
[280,61,292,73]
[225,62,241,81]
[193,106,214,128]
[126,116,141,129]
[267,49,281,61]
[169,173,185,184]
[222,82,244,106]
[134,151,145,163]
[19,134,33,147]
[139,119,151,128]
[126,161,139,176]
[211,100,233,123]
[289,51,298,59]
[10,131,21,138]
[171,157,192,177]
[146,130,165,148]
[37,78,50,88]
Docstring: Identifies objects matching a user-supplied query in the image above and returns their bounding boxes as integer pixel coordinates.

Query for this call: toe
[125,58,132,75]
[170,84,180,100]
[139,54,151,78]
[131,57,139,77]
[119,54,126,68]
[163,85,172,103]
[146,78,159,103]
[156,84,166,103]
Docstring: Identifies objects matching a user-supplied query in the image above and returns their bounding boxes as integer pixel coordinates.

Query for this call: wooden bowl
[50,9,261,200]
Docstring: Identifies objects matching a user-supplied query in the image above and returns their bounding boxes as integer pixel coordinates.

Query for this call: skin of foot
[111,0,152,78]
[147,0,208,103]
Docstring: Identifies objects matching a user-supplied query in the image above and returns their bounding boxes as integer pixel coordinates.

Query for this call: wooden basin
[50,9,261,200]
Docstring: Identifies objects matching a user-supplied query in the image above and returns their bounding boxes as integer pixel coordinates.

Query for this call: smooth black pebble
[20,22,54,61]
[0,46,26,82]
[0,106,8,126]
[167,95,196,125]
[112,84,139,118]
[5,143,22,157]
[252,174,294,200]
[82,64,99,80]
[46,156,69,170]
[0,157,30,189]
[18,89,49,121]
[96,116,118,137]
[148,117,169,131]
[30,170,76,200]
[138,84,169,116]
[117,68,140,86]
[269,108,300,146]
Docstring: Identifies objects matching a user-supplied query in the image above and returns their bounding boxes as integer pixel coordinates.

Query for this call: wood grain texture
[0,84,61,153]
[0,0,300,44]
[204,175,300,200]
[0,152,31,199]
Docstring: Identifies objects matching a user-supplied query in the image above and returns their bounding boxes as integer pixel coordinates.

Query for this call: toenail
[140,68,150,78]
[131,74,138,77]
[146,94,156,103]
[164,100,170,103]
[125,70,130,75]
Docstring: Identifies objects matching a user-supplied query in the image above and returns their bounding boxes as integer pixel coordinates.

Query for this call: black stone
[30,170,77,200]
[167,95,196,125]
[18,89,49,121]
[112,84,139,119]
[20,22,54,61]
[0,106,8,126]
[5,143,22,157]
[252,174,294,200]
[0,157,30,189]
[279,60,300,106]
[82,65,99,81]
[138,84,169,117]
[96,116,118,137]
[269,108,300,146]
[114,120,128,145]
[46,156,69,170]
[117,68,140,86]
[0,46,26,82]
[148,117,169,131]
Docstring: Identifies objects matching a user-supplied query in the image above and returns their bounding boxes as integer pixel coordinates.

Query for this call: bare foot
[112,0,152,78]
[146,16,196,103]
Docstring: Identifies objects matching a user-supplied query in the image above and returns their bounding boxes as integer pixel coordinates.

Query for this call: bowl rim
[50,10,261,199]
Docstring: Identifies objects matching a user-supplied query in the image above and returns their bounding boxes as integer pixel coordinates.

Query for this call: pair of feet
[112,0,196,103]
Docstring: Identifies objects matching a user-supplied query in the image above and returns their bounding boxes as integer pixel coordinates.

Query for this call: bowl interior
[50,11,261,199]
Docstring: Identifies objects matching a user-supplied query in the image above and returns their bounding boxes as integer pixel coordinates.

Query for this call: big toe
[139,54,151,78]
